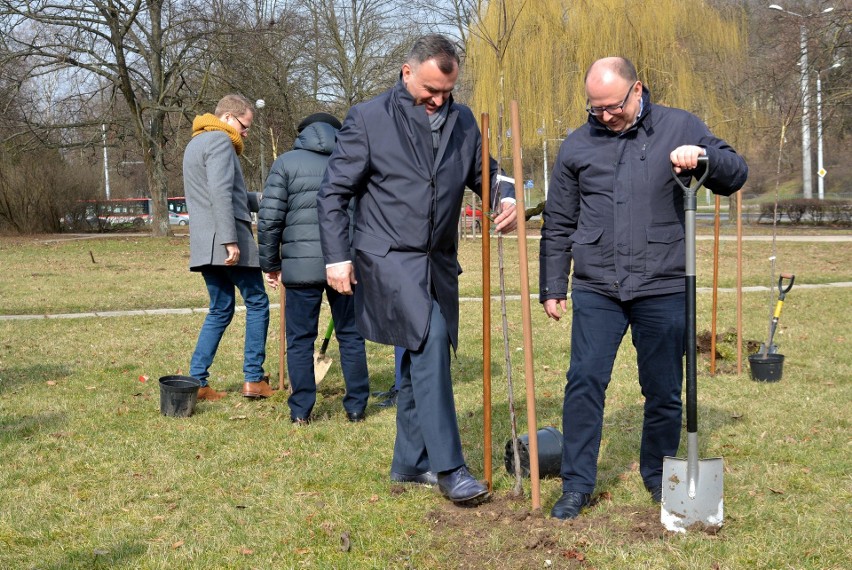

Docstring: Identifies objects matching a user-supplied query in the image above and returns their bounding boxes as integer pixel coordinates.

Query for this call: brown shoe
[197,386,226,401]
[242,378,273,399]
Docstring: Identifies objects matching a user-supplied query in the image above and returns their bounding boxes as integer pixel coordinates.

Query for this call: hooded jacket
[539,87,748,302]
[257,121,339,285]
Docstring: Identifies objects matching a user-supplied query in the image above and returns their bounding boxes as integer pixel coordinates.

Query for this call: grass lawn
[0,231,849,569]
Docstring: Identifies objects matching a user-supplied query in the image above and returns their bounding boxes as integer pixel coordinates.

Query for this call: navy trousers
[561,289,685,494]
[284,285,370,419]
[391,300,465,475]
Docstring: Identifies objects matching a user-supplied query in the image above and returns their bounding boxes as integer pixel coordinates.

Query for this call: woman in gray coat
[183,94,271,401]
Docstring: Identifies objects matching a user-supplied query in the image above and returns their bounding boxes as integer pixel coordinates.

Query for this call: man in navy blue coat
[318,34,517,505]
[540,57,748,519]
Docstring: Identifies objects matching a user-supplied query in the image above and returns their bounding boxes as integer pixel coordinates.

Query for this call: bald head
[584,57,638,86]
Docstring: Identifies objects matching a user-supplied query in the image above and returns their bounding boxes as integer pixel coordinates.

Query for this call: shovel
[662,156,724,534]
[313,319,335,384]
[759,273,795,356]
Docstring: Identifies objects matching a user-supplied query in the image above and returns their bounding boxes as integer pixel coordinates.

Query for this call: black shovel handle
[778,273,795,299]
[318,319,335,355]
[680,155,709,435]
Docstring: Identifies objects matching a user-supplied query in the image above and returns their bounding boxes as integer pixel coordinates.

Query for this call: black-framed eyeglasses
[230,113,250,133]
[586,81,638,117]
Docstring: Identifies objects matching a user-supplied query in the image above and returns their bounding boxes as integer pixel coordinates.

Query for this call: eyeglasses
[586,81,638,117]
[230,113,250,133]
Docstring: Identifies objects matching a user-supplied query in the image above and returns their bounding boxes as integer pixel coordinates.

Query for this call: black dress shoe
[375,390,398,408]
[291,416,311,425]
[649,486,662,504]
[390,470,438,486]
[550,491,591,520]
[437,465,490,506]
[346,410,366,422]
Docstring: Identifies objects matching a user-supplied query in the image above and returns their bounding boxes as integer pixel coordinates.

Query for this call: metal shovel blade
[313,352,332,385]
[661,436,724,533]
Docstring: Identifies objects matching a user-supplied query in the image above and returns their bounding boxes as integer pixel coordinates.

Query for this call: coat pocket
[644,223,685,279]
[570,226,604,281]
[353,229,392,257]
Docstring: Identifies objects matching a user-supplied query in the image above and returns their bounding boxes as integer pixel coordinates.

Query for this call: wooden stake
[736,191,743,374]
[481,113,493,490]
[510,100,540,510]
[279,285,287,392]
[710,195,721,375]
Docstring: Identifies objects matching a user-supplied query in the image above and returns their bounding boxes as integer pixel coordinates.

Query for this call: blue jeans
[285,286,370,419]
[189,266,269,385]
[561,290,685,494]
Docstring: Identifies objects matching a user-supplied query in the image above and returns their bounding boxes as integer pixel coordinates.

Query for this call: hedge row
[756,199,852,225]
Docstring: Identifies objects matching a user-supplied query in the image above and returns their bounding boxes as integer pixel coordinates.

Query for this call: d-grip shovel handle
[778,273,795,298]
[672,156,710,211]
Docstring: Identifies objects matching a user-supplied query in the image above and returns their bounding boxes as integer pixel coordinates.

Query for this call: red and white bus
[65,197,188,229]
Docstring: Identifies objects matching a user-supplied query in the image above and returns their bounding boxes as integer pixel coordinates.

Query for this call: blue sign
[524,180,534,189]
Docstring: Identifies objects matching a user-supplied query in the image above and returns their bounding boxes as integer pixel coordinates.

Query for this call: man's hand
[265,270,281,290]
[493,201,518,234]
[326,263,357,295]
[224,243,240,265]
[670,145,706,174]
[543,298,567,321]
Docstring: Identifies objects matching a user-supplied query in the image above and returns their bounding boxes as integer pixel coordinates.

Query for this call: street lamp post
[815,62,840,200]
[769,3,835,200]
[101,123,111,200]
[255,99,267,186]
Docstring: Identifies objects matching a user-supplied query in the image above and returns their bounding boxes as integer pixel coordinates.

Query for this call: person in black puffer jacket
[257,112,370,424]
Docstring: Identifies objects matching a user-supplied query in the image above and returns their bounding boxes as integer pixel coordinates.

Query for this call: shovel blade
[313,353,333,385]
[661,456,724,533]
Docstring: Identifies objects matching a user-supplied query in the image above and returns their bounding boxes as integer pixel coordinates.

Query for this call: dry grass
[0,232,850,568]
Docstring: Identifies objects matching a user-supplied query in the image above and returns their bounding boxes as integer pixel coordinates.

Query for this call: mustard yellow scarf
[191,113,244,156]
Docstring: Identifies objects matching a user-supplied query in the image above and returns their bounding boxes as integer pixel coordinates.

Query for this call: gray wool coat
[183,130,261,270]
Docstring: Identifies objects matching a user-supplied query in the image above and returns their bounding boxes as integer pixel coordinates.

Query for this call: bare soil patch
[424,491,676,569]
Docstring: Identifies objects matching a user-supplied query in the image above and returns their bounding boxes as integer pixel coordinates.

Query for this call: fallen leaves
[171,540,184,550]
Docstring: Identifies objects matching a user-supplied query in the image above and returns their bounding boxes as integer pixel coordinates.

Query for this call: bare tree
[0,0,216,236]
[298,0,418,108]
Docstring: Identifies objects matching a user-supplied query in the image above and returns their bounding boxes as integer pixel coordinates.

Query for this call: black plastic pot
[159,375,201,417]
[748,353,785,382]
[504,426,563,478]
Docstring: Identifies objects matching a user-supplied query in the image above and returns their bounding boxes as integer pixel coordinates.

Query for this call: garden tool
[313,319,335,384]
[759,274,795,357]
[662,156,724,533]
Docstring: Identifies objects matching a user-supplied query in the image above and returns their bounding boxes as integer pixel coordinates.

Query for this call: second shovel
[314,319,335,384]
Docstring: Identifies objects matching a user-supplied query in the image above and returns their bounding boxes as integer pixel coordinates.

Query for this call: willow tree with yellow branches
[465,0,750,152]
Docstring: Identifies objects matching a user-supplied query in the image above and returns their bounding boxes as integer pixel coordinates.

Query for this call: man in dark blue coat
[539,57,748,519]
[318,34,517,505]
